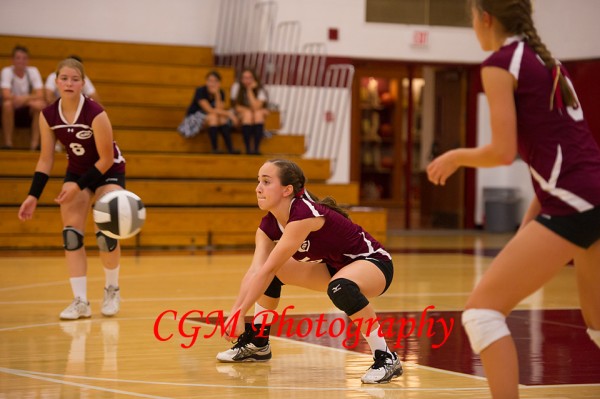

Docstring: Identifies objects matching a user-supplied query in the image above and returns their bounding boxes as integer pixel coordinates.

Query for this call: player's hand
[55,184,81,204]
[223,309,245,342]
[18,196,38,221]
[427,150,459,186]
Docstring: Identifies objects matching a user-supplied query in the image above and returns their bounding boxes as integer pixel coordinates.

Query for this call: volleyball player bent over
[217,159,402,384]
[18,58,127,320]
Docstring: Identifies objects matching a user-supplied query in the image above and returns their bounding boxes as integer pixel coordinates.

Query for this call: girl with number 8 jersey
[18,58,126,321]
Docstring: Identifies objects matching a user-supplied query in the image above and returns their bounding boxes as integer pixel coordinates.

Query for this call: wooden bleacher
[0,35,387,251]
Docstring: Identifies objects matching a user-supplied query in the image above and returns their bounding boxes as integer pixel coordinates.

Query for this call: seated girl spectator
[230,68,268,155]
[178,71,239,154]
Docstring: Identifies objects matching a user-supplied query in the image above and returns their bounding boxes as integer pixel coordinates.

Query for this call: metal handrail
[215,1,353,179]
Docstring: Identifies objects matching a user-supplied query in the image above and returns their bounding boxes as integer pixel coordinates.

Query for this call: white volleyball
[93,190,146,239]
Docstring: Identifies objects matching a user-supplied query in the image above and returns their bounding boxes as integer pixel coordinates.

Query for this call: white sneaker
[101,286,121,317]
[59,297,91,320]
[361,350,403,384]
[216,328,272,362]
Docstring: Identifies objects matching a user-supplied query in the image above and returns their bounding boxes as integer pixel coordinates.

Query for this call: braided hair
[470,0,577,110]
[268,159,350,219]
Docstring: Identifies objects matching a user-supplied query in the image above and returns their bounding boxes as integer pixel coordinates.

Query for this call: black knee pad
[264,276,284,298]
[96,231,118,252]
[63,226,84,251]
[327,278,369,316]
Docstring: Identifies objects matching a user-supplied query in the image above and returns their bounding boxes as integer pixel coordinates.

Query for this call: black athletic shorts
[535,206,600,249]
[64,171,126,193]
[327,257,394,295]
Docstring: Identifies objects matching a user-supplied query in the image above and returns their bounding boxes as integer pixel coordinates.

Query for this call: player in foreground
[427,1,600,398]
[18,58,127,320]
[217,159,402,384]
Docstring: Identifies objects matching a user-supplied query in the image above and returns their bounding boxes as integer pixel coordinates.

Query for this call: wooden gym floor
[1,232,599,398]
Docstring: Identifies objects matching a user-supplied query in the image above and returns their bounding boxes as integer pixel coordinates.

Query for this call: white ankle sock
[70,276,87,302]
[362,324,391,356]
[254,302,275,324]
[587,328,600,349]
[104,266,120,288]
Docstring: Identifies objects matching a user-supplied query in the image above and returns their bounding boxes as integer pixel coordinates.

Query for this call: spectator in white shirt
[1,46,46,150]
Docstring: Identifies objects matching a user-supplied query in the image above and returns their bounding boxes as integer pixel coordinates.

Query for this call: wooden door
[420,68,466,228]
[351,67,406,207]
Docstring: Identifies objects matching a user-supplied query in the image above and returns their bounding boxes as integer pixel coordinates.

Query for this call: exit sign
[412,30,429,47]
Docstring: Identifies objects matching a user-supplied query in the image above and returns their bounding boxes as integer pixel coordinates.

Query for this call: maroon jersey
[42,95,125,176]
[482,37,600,216]
[259,196,391,271]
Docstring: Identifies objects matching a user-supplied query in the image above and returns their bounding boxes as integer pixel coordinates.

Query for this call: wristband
[76,166,103,190]
[28,171,49,199]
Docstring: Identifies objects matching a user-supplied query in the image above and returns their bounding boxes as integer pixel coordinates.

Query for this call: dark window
[366,0,470,27]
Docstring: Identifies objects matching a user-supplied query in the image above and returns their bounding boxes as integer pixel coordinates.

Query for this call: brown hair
[206,70,222,81]
[268,159,350,219]
[12,45,29,57]
[470,0,577,109]
[235,67,266,106]
[55,58,86,80]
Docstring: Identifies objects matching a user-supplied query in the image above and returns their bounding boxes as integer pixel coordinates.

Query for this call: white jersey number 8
[69,142,85,156]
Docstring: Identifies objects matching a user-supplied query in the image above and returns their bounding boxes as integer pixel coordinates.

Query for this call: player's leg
[1,98,15,148]
[59,182,93,319]
[575,238,600,348]
[28,98,46,150]
[217,115,237,154]
[217,259,332,363]
[251,109,265,155]
[205,112,220,153]
[463,221,582,399]
[94,183,124,317]
[216,292,279,363]
[330,259,401,383]
[237,106,254,154]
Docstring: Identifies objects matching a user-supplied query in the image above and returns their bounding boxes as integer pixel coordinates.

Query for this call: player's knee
[253,110,265,123]
[264,276,283,298]
[327,278,369,316]
[462,308,511,354]
[240,111,253,124]
[205,113,218,125]
[587,328,600,349]
[96,231,118,252]
[2,99,14,110]
[63,226,84,251]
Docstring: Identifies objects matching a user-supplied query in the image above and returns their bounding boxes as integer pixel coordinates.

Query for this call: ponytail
[270,158,350,219]
[523,23,578,110]
[303,190,349,219]
[472,0,578,110]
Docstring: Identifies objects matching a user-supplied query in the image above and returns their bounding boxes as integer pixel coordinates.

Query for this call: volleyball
[93,190,146,239]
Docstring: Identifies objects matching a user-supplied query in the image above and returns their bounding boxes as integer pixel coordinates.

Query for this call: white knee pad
[587,328,600,349]
[462,309,511,354]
